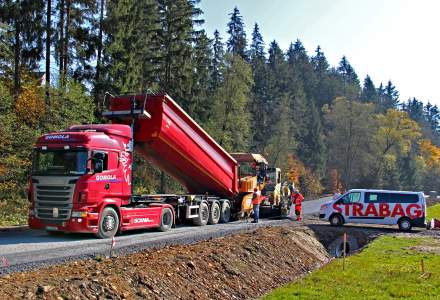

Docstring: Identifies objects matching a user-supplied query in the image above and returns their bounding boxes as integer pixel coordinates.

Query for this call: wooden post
[343,233,347,271]
[421,258,425,274]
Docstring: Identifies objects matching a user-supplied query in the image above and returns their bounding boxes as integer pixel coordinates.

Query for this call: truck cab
[29,125,138,237]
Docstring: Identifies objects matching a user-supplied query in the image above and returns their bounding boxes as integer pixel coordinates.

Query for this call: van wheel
[193,202,209,226]
[96,207,119,239]
[398,218,412,231]
[219,201,231,223]
[208,202,221,225]
[330,214,343,227]
[158,208,173,232]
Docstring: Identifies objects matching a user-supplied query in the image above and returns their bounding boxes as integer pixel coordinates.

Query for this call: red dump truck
[28,93,274,238]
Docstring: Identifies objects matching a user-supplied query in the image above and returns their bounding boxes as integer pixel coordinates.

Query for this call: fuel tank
[107,93,239,197]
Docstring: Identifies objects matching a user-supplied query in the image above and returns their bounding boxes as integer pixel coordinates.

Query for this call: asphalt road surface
[0,197,331,274]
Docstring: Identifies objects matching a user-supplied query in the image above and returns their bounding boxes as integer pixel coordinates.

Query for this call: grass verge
[262,236,440,299]
[427,203,440,220]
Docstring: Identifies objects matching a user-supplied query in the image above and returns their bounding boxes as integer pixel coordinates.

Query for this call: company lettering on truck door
[332,192,423,219]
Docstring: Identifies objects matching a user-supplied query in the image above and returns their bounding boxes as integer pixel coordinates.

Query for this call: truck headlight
[71,211,87,218]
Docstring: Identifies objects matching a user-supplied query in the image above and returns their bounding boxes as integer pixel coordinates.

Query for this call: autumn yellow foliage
[15,76,45,126]
[420,139,440,168]
[287,154,323,196]
[375,109,421,156]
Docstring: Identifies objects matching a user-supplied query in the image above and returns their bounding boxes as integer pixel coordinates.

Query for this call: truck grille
[35,182,75,221]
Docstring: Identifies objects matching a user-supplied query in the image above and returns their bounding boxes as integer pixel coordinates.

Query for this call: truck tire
[219,201,231,223]
[158,208,173,232]
[398,217,412,231]
[193,202,209,226]
[208,202,221,225]
[96,207,119,239]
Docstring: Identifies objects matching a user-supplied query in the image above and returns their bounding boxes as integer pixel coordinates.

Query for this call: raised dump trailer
[28,93,275,238]
[105,93,239,197]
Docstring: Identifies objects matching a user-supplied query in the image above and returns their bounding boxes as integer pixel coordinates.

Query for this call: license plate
[46,226,58,231]
[53,207,59,218]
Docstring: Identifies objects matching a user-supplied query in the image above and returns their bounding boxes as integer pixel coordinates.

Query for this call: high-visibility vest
[252,191,262,205]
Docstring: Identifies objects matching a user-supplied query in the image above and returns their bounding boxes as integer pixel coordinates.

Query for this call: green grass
[427,203,440,220]
[262,236,440,300]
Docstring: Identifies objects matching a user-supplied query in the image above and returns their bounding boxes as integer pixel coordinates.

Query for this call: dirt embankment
[0,226,329,300]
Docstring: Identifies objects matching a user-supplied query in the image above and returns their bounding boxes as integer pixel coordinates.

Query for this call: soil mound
[0,226,329,300]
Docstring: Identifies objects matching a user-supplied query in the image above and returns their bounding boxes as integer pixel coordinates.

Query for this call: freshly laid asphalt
[0,197,331,274]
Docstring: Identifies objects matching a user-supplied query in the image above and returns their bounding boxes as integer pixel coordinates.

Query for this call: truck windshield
[32,150,88,176]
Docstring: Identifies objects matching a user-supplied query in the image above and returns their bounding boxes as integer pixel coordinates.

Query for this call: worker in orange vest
[291,189,304,221]
[252,187,263,223]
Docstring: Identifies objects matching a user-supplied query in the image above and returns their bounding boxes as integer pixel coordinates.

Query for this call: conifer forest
[0,1,439,225]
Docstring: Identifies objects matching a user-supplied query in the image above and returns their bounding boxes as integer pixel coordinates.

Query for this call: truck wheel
[208,202,221,225]
[158,208,173,232]
[330,214,343,227]
[398,217,412,231]
[96,207,119,239]
[219,201,231,223]
[193,202,209,226]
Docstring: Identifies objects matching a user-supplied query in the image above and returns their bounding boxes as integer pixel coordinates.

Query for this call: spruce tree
[249,23,264,64]
[191,30,212,125]
[249,24,267,152]
[337,56,360,97]
[311,45,334,109]
[264,40,296,166]
[425,102,439,134]
[156,0,201,112]
[311,46,329,74]
[360,75,378,103]
[226,7,247,60]
[106,0,160,93]
[404,98,424,123]
[209,29,224,92]
[299,101,326,175]
[382,80,399,109]
[207,54,253,152]
[286,39,316,102]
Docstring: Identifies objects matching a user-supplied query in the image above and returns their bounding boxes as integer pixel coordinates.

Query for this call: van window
[389,193,419,203]
[342,192,361,204]
[365,192,389,203]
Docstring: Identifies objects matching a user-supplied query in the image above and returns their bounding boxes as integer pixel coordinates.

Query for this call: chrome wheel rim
[103,215,116,232]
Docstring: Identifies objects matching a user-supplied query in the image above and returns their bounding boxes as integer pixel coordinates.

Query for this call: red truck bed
[107,93,239,197]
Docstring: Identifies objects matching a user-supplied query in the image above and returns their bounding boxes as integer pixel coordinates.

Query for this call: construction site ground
[1,196,439,300]
[0,225,330,300]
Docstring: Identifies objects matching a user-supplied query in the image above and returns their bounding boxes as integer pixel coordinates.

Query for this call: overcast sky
[200,0,440,106]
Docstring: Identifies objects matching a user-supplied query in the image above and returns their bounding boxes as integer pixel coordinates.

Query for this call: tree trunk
[59,0,64,81]
[13,18,20,100]
[94,0,105,103]
[45,0,51,103]
[63,0,71,80]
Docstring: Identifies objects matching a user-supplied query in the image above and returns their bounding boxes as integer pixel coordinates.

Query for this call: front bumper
[28,212,99,233]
